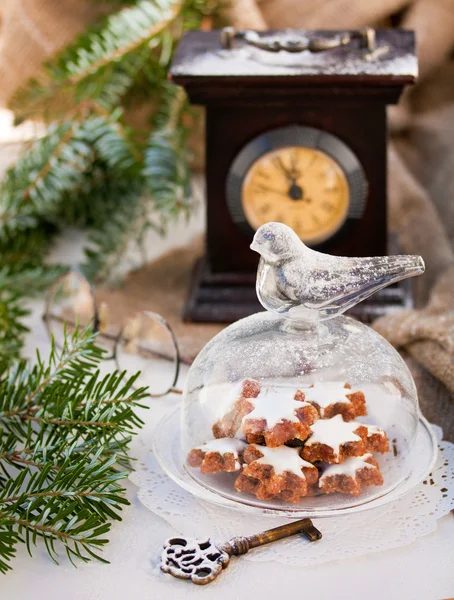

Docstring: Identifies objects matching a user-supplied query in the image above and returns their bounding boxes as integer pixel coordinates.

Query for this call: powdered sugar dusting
[171,30,417,79]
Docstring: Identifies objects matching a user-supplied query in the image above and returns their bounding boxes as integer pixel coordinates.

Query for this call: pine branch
[0,293,29,376]
[0,327,149,571]
[0,266,64,297]
[79,83,196,283]
[0,521,18,574]
[64,0,183,86]
[0,262,63,374]
[0,122,95,232]
[1,437,134,476]
[0,451,60,473]
[10,0,185,122]
[1,0,209,293]
[0,106,143,229]
[144,83,193,220]
[81,178,145,283]
[0,219,57,271]
[82,107,141,170]
[0,505,112,567]
[0,0,212,573]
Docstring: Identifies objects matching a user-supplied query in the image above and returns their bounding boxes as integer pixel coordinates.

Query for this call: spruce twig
[0,327,149,572]
[0,4,212,572]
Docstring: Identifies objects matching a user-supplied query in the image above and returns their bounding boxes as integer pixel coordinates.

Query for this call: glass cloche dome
[181,222,426,513]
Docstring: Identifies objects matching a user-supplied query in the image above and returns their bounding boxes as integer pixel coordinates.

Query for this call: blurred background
[0,0,453,433]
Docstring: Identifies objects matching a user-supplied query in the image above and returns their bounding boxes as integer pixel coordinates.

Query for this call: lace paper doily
[129,424,453,566]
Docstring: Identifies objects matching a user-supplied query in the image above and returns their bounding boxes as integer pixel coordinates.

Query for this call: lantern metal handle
[221,26,377,54]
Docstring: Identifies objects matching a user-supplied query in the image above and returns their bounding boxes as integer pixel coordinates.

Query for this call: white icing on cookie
[197,438,247,470]
[197,438,247,455]
[249,444,314,477]
[241,387,309,429]
[303,382,355,416]
[305,414,363,455]
[366,425,386,437]
[319,454,375,481]
[206,380,247,420]
[234,428,247,441]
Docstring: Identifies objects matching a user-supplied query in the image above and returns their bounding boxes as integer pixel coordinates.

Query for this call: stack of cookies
[187,379,389,503]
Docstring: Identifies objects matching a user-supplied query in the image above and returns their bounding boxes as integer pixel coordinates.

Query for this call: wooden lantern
[170,28,417,322]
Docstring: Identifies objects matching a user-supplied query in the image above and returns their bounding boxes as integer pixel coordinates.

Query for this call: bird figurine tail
[318,253,425,319]
[250,222,425,322]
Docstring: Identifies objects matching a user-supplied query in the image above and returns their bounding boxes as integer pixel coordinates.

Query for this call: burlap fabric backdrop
[1,0,453,435]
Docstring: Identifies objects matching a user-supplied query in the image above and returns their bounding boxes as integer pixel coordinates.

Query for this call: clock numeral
[312,215,321,227]
[253,184,272,195]
[298,217,310,235]
[252,183,288,198]
[324,186,339,193]
[321,200,335,212]
[259,203,271,215]
[257,169,270,180]
[293,219,303,234]
[307,154,318,169]
[274,213,284,223]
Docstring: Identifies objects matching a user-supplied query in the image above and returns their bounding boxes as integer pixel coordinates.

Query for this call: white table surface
[1,215,453,599]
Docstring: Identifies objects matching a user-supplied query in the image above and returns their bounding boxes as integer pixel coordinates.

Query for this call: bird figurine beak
[250,238,276,263]
[249,239,261,254]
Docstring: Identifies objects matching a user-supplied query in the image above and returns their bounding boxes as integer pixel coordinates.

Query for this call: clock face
[226,125,368,248]
[241,146,350,245]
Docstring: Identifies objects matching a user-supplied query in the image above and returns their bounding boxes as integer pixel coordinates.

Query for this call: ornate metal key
[160,518,322,585]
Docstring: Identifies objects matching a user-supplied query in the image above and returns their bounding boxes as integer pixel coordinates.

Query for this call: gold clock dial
[241,146,350,245]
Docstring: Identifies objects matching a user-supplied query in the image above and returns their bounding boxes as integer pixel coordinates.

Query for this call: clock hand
[255,182,310,202]
[288,182,303,200]
[255,184,291,198]
[289,152,302,180]
[273,156,295,183]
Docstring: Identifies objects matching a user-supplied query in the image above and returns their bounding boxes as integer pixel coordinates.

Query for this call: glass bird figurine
[251,222,424,322]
